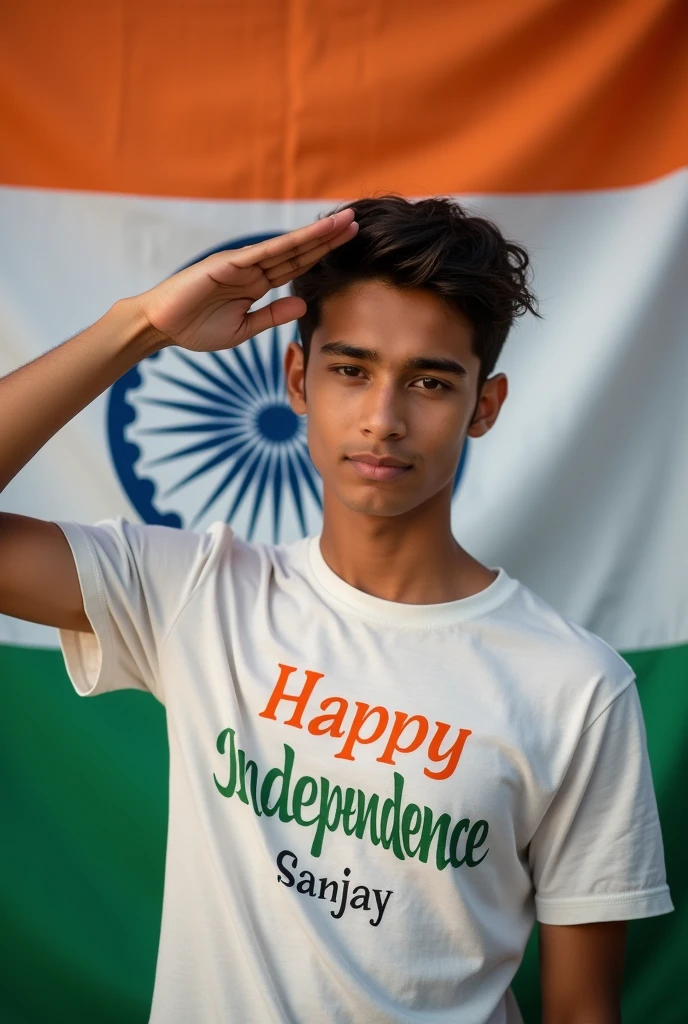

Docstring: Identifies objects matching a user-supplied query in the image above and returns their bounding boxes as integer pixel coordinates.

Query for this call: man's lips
[345,454,412,482]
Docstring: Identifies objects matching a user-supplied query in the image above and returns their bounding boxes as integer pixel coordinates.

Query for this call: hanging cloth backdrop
[1,2,687,1021]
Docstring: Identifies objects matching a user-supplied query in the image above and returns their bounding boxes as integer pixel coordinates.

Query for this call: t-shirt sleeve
[530,679,673,925]
[55,517,227,703]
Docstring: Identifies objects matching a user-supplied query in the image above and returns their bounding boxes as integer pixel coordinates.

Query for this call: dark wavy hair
[292,195,539,383]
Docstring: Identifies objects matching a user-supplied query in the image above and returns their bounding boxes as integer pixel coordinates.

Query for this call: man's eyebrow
[404,356,467,377]
[318,341,379,361]
[318,342,467,378]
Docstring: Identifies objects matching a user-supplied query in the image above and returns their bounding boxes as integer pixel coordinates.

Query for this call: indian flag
[1,3,686,1020]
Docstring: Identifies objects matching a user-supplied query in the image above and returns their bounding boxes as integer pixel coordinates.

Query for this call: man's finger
[258,218,358,271]
[257,218,351,269]
[269,264,319,289]
[264,221,359,283]
[230,209,355,269]
[238,296,307,340]
[258,239,320,271]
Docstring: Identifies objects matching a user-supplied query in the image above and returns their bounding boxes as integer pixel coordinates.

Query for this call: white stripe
[1,173,686,649]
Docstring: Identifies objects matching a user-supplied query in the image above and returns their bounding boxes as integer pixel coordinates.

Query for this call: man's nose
[359,382,407,441]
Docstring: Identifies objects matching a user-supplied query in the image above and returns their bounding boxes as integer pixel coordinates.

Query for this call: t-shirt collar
[306,535,519,628]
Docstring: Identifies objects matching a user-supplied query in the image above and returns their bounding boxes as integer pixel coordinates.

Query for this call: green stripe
[0,645,167,1023]
[0,642,686,1023]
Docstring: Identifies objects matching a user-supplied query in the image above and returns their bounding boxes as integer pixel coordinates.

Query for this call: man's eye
[335,365,363,377]
[413,377,446,391]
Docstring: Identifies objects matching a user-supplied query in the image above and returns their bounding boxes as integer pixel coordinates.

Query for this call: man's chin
[334,488,422,519]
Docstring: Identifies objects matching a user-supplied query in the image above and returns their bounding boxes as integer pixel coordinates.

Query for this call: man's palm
[139,210,358,352]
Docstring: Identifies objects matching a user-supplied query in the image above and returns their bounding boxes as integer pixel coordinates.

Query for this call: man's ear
[285,340,307,414]
[467,373,508,438]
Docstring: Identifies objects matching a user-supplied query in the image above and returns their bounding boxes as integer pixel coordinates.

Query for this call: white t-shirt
[56,517,672,1024]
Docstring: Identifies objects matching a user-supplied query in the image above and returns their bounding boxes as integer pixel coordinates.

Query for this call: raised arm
[0,210,358,632]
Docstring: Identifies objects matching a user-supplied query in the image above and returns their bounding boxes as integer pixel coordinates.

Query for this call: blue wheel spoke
[161,435,256,498]
[224,446,268,525]
[171,350,258,405]
[138,396,239,420]
[230,345,264,403]
[453,440,470,495]
[144,426,252,468]
[286,453,307,536]
[272,453,283,543]
[293,445,323,508]
[248,335,270,394]
[208,351,264,403]
[247,450,274,540]
[269,328,282,397]
[190,445,257,527]
[149,369,248,414]
[138,418,249,437]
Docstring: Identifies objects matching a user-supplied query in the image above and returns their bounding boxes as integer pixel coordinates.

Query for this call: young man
[0,197,672,1023]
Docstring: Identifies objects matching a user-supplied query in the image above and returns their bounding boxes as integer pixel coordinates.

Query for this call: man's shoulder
[76,515,232,553]
[503,577,635,698]
[105,518,313,585]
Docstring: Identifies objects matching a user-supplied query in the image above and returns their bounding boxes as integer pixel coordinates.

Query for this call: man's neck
[318,491,497,605]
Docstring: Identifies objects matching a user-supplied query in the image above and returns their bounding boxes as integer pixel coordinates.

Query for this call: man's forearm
[0,298,166,493]
[539,922,625,1024]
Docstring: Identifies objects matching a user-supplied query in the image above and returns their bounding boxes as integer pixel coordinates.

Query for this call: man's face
[285,279,507,519]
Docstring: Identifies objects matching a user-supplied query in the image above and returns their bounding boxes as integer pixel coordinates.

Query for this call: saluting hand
[138,209,358,353]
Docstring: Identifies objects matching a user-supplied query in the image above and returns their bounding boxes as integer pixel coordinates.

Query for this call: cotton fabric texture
[56,518,672,1024]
